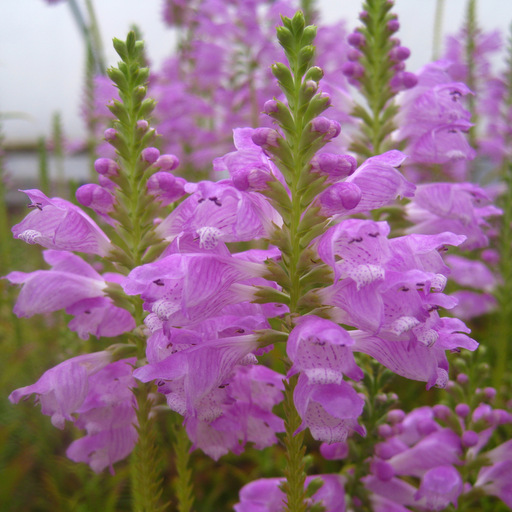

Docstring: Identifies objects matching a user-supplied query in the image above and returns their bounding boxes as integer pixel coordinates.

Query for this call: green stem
[465,0,478,149]
[84,0,106,74]
[493,162,512,390]
[432,0,445,60]
[492,29,512,392]
[131,385,166,512]
[103,34,166,511]
[172,421,195,512]
[282,375,307,512]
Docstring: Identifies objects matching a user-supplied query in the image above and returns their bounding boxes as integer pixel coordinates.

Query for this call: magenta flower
[338,150,415,217]
[294,374,365,443]
[12,189,111,256]
[287,316,363,383]
[184,365,285,460]
[156,180,282,248]
[213,127,286,191]
[396,60,476,169]
[64,358,137,473]
[123,251,267,327]
[415,465,463,510]
[133,334,260,417]
[317,219,391,284]
[406,182,501,250]
[235,474,346,512]
[9,351,113,428]
[5,250,135,339]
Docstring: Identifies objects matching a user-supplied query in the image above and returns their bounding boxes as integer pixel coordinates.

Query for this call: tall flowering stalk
[343,0,417,158]
[102,32,168,511]
[493,29,512,390]
[253,12,339,509]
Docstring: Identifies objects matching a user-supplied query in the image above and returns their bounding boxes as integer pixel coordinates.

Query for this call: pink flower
[12,189,111,256]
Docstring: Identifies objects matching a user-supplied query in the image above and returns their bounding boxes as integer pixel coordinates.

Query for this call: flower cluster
[6,2,512,511]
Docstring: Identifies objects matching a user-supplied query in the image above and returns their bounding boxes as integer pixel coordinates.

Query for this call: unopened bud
[319,182,362,214]
[94,157,119,177]
[263,100,279,115]
[155,154,179,171]
[455,403,470,418]
[251,127,280,148]
[76,184,115,215]
[461,430,478,447]
[433,404,451,420]
[348,31,365,47]
[387,19,400,32]
[104,128,117,141]
[141,147,160,164]
[136,120,149,132]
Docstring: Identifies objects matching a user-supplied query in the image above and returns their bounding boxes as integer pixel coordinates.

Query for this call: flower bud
[483,387,496,401]
[319,182,362,214]
[456,373,469,385]
[141,147,160,164]
[387,409,405,424]
[104,128,117,141]
[319,442,349,460]
[461,430,478,447]
[251,128,280,148]
[136,120,149,132]
[231,168,269,192]
[155,154,179,171]
[377,424,393,439]
[263,100,279,115]
[310,117,341,141]
[402,72,418,89]
[433,404,451,420]
[371,460,394,482]
[94,157,119,177]
[348,49,363,62]
[387,19,400,32]
[391,46,411,61]
[348,31,365,47]
[76,184,115,215]
[305,66,324,82]
[147,173,186,206]
[341,61,364,79]
[310,153,357,179]
[455,403,470,418]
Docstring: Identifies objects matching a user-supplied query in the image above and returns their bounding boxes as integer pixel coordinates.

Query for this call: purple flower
[415,465,463,510]
[396,60,476,168]
[65,359,137,473]
[337,151,415,217]
[294,374,365,443]
[12,189,111,256]
[213,127,286,191]
[234,474,346,512]
[406,182,502,250]
[5,250,135,339]
[9,351,113,428]
[123,251,266,327]
[133,334,260,418]
[185,365,285,459]
[287,316,363,383]
[317,219,391,285]
[156,180,282,247]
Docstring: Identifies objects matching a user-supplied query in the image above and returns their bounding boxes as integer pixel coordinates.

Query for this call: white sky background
[1,0,512,145]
